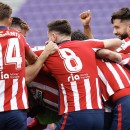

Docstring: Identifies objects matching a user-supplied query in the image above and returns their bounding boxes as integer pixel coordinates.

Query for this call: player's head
[10,17,30,37]
[71,30,88,40]
[111,7,130,39]
[47,19,71,42]
[0,2,12,27]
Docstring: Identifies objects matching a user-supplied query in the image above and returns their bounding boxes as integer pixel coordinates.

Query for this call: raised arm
[80,10,94,39]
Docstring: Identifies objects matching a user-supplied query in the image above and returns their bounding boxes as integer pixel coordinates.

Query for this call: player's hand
[79,10,91,26]
[44,41,59,56]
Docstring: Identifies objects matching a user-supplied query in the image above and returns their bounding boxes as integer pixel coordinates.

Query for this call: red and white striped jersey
[44,40,105,115]
[116,36,130,53]
[0,29,31,112]
[116,37,130,70]
[28,72,58,112]
[96,59,130,102]
[119,53,130,68]
[30,46,59,111]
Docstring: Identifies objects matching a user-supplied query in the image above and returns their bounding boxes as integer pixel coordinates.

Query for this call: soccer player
[96,58,130,130]
[81,8,130,69]
[71,30,88,40]
[26,44,59,130]
[111,8,130,69]
[10,17,30,37]
[43,19,123,130]
[9,17,58,84]
[80,9,130,130]
[96,8,130,70]
[0,2,58,130]
[81,8,130,40]
[70,30,130,130]
[9,16,59,130]
[111,7,130,40]
[0,2,37,130]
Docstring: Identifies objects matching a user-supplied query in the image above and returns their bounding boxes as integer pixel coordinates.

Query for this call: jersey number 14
[0,38,22,70]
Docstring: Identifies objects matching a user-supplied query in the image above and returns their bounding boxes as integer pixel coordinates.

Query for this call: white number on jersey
[0,38,22,70]
[59,48,82,73]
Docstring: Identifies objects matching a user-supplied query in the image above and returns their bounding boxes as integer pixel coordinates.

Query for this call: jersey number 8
[59,48,82,73]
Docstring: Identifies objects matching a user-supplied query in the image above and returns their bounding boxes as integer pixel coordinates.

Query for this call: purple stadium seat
[15,0,130,46]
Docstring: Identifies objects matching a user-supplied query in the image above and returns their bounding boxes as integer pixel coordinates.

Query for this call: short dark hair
[111,7,130,23]
[11,17,30,31]
[71,30,88,40]
[0,2,12,20]
[47,19,71,36]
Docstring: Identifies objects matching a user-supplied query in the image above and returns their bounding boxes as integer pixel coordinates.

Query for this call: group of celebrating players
[0,2,130,130]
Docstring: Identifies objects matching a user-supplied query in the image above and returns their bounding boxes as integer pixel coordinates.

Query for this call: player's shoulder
[8,29,21,35]
[124,36,130,42]
[31,46,45,51]
[31,46,45,56]
[59,40,83,47]
[7,29,24,39]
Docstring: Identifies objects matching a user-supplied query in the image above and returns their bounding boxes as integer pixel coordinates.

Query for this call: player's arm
[96,49,122,63]
[84,38,123,51]
[80,10,94,39]
[21,35,38,64]
[25,41,58,84]
[79,11,126,49]
[96,49,130,68]
[102,38,123,50]
[25,48,38,65]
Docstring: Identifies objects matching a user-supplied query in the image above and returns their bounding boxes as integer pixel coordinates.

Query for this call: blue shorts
[56,109,104,130]
[110,95,130,130]
[104,112,113,130]
[0,110,27,130]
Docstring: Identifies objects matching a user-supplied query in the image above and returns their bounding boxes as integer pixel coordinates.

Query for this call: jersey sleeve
[31,46,45,56]
[25,42,31,52]
[119,53,130,70]
[116,36,130,53]
[83,39,105,51]
[20,35,38,64]
[20,34,31,52]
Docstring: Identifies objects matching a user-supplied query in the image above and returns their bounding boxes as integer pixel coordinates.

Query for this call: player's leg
[110,95,130,130]
[0,112,7,130]
[103,105,113,130]
[104,112,113,130]
[5,110,27,130]
[56,109,104,130]
[55,113,75,130]
[92,110,104,130]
